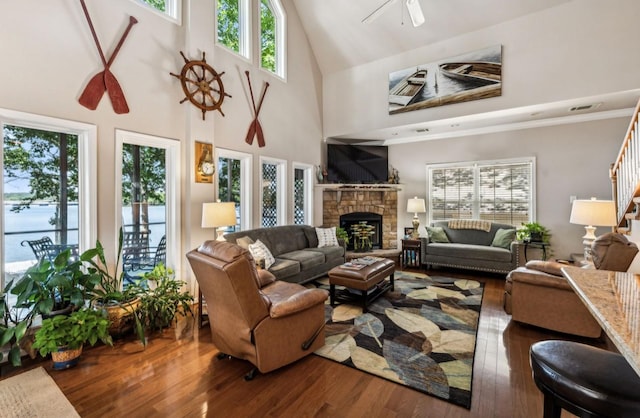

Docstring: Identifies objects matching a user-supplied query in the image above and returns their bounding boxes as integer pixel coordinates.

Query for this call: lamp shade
[569,198,616,226]
[407,197,426,214]
[201,202,236,228]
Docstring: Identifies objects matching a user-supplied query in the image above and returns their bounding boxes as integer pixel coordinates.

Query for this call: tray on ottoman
[328,258,395,312]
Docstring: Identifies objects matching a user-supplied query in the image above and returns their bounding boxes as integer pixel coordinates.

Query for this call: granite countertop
[561,266,640,377]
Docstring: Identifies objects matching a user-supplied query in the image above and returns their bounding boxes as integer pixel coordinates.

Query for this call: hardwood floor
[2,268,612,417]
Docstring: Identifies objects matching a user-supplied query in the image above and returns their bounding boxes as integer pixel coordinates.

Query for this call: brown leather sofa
[186,240,329,379]
[504,260,601,338]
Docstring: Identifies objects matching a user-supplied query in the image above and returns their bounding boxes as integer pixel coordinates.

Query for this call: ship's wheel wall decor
[170,51,231,120]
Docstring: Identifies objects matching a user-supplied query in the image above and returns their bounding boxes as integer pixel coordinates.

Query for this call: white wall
[0,0,323,285]
[390,117,628,258]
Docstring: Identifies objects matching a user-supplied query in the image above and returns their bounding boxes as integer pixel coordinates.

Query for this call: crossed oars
[78,0,137,114]
[245,71,269,147]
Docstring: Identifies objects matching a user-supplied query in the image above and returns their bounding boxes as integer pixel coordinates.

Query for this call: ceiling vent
[569,103,602,112]
[415,128,429,133]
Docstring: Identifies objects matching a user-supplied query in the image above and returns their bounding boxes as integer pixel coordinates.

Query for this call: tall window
[0,110,97,290]
[427,158,535,226]
[260,157,286,227]
[259,0,285,77]
[132,0,181,23]
[115,130,180,281]
[216,0,250,59]
[216,0,286,78]
[292,163,313,225]
[217,148,252,231]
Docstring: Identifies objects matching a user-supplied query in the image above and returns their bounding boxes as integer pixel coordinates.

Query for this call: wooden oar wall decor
[78,0,137,114]
[245,71,269,147]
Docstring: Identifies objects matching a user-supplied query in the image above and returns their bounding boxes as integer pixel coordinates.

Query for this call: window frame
[131,0,182,24]
[215,0,252,61]
[259,0,287,79]
[114,129,181,275]
[215,148,253,231]
[260,156,286,227]
[0,108,97,288]
[426,157,536,226]
[292,162,313,225]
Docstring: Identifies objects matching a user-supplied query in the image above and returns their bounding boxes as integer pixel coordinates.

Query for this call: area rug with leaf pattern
[313,271,483,409]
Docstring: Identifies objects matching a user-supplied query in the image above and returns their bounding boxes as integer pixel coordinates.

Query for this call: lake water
[3,204,166,263]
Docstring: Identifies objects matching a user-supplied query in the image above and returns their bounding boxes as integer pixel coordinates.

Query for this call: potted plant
[32,307,113,370]
[0,249,98,366]
[350,221,375,252]
[81,228,145,343]
[335,226,350,248]
[136,264,193,336]
[516,222,551,243]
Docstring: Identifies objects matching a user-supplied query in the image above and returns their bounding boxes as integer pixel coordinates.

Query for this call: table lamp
[569,197,616,261]
[202,201,236,241]
[407,196,426,239]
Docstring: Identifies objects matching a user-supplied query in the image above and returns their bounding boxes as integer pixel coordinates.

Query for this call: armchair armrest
[256,269,277,288]
[261,281,328,319]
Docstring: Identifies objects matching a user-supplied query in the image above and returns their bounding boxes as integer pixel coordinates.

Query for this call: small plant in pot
[335,227,350,248]
[136,264,193,336]
[516,222,551,243]
[32,307,113,370]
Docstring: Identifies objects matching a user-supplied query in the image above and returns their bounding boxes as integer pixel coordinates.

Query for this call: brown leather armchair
[186,240,328,379]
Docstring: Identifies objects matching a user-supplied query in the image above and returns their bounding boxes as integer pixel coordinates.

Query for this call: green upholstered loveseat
[224,225,345,284]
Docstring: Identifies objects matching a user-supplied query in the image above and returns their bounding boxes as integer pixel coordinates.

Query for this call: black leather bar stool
[530,340,640,418]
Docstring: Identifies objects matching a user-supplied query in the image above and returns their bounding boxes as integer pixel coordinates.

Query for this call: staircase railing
[610,98,640,229]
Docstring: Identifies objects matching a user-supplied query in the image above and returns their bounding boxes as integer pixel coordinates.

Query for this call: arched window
[259,0,286,78]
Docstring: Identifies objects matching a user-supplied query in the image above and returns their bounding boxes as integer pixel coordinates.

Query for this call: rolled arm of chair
[256,269,277,288]
[268,288,328,319]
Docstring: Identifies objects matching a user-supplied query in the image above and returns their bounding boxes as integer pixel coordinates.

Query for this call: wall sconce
[195,141,214,183]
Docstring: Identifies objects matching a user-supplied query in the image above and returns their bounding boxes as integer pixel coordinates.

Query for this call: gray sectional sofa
[420,220,521,275]
[224,225,345,284]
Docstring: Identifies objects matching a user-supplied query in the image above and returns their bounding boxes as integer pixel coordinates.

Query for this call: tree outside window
[260,0,276,73]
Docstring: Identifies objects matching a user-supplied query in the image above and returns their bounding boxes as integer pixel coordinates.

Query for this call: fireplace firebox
[340,212,382,251]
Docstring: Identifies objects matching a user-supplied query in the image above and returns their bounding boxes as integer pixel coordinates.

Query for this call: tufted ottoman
[328,258,395,312]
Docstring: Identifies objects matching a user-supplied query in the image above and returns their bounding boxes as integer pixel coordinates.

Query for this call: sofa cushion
[316,226,339,248]
[491,228,516,249]
[426,226,450,243]
[248,239,276,269]
[270,258,301,279]
[235,235,254,250]
[307,246,345,262]
[278,250,325,270]
[427,242,512,262]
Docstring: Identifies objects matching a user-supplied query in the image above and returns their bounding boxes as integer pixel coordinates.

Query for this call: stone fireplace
[322,186,398,250]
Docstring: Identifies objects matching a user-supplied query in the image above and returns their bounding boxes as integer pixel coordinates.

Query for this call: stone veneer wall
[322,188,398,250]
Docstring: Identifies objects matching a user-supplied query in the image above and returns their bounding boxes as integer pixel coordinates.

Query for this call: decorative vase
[316,165,324,183]
[52,346,83,370]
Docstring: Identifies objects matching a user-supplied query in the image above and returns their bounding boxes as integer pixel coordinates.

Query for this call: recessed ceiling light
[450,124,460,128]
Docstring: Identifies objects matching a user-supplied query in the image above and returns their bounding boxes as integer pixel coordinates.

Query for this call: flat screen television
[326,144,388,184]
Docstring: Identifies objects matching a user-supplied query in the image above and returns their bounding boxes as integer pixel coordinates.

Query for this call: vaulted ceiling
[290,0,639,143]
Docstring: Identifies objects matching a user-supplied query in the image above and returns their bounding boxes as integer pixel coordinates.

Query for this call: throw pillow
[235,235,254,250]
[491,228,516,249]
[248,239,275,270]
[426,226,450,243]
[316,226,339,248]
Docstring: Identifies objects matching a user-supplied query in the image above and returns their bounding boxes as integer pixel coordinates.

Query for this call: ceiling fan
[362,0,425,27]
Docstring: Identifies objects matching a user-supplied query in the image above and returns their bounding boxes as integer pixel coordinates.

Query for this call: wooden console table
[561,266,640,377]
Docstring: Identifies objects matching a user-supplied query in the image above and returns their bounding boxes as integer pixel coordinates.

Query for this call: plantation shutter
[428,159,533,227]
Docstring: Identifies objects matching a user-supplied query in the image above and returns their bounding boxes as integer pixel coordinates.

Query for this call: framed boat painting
[388,45,502,115]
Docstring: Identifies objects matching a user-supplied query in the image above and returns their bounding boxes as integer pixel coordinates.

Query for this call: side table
[524,241,548,261]
[401,239,422,269]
